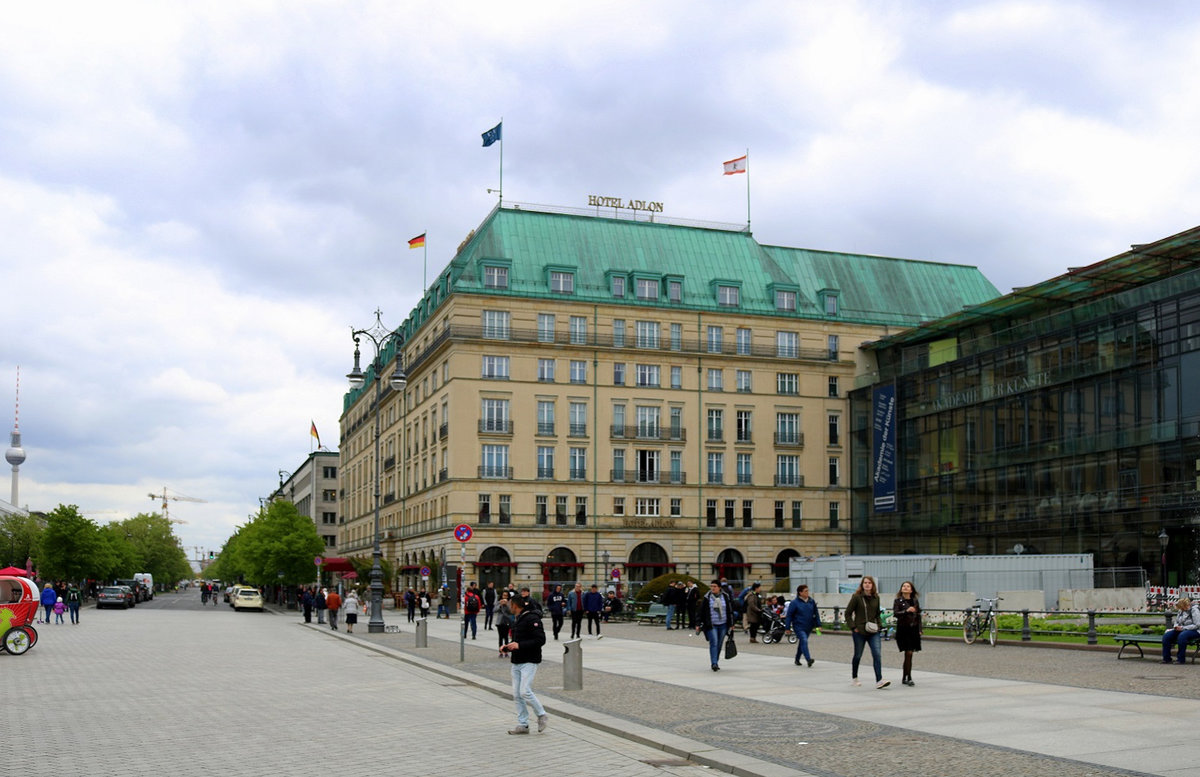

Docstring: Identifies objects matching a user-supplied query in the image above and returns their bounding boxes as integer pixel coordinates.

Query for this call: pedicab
[0,575,40,655]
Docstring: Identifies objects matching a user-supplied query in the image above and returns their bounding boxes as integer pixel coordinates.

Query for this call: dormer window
[717,285,739,307]
[484,265,508,290]
[775,290,796,312]
[611,276,626,298]
[818,288,839,316]
[550,271,575,294]
[636,278,659,301]
[668,280,683,302]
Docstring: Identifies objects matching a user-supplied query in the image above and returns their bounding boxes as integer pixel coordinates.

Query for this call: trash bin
[562,638,582,690]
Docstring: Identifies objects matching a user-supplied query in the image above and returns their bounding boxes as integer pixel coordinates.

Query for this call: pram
[759,609,797,644]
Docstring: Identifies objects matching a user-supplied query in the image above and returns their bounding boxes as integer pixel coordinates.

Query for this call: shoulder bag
[724,631,738,659]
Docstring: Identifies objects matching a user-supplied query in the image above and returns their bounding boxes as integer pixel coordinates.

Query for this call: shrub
[634,572,704,602]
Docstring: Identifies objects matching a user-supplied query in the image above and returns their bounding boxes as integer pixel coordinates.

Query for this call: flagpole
[423,239,428,294]
[498,116,504,206]
[745,147,751,231]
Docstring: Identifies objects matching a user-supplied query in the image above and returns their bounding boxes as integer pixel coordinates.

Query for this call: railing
[568,423,588,437]
[569,468,587,481]
[774,474,805,487]
[609,424,686,441]
[383,456,395,470]
[439,422,448,439]
[537,467,554,479]
[478,466,512,479]
[478,419,513,434]
[774,432,805,446]
[537,422,555,436]
[610,469,687,484]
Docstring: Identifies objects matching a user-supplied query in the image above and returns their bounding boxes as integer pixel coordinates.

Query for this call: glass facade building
[850,226,1200,587]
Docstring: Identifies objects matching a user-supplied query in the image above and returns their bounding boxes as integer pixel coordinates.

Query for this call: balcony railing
[438,468,448,482]
[478,466,512,479]
[737,473,753,484]
[610,469,687,484]
[609,424,686,441]
[774,431,805,446]
[537,466,555,479]
[478,419,514,435]
[439,422,448,440]
[568,423,588,437]
[774,474,805,487]
[569,468,587,481]
[537,422,556,436]
[736,433,752,444]
[707,429,724,443]
[383,455,396,470]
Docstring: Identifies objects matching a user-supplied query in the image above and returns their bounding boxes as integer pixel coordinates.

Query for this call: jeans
[43,604,53,623]
[437,604,447,618]
[317,608,326,624]
[794,629,812,662]
[511,662,545,727]
[484,605,495,629]
[68,603,80,624]
[550,611,564,639]
[586,611,601,635]
[851,630,883,681]
[463,613,478,638]
[1162,628,1199,663]
[569,611,583,639]
[705,623,729,666]
[665,604,676,628]
[328,609,339,629]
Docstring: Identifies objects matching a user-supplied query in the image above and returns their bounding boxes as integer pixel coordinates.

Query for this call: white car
[233,587,264,612]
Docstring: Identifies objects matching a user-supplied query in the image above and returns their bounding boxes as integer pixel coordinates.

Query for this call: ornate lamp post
[347,309,407,634]
[1158,528,1169,589]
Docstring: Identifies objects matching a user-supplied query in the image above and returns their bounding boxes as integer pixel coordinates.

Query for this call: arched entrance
[712,548,748,591]
[476,546,514,589]
[626,542,673,595]
[541,546,581,598]
[772,549,800,582]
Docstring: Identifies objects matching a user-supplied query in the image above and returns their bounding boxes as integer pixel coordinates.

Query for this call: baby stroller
[759,610,797,644]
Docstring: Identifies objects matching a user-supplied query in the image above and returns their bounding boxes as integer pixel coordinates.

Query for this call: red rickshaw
[0,576,40,655]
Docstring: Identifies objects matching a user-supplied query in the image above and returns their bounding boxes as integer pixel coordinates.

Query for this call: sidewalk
[325,612,1192,777]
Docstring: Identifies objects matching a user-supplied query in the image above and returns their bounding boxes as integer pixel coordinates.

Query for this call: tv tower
[5,367,26,507]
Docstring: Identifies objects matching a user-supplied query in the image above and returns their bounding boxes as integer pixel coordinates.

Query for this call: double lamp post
[346,310,407,634]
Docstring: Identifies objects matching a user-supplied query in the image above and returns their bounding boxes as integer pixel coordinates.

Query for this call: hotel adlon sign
[588,195,664,213]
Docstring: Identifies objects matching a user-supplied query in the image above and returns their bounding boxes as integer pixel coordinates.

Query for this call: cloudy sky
[4,1,1199,559]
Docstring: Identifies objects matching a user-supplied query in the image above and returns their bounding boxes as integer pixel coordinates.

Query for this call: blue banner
[872,385,898,512]
[481,121,502,147]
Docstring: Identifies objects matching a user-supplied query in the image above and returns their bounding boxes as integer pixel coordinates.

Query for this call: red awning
[472,561,518,567]
[320,557,357,573]
[541,562,585,568]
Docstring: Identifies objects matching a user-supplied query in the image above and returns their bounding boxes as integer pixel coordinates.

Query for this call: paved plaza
[7,592,1196,777]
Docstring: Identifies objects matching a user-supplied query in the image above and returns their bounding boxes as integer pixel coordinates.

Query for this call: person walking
[437,585,450,618]
[463,585,481,639]
[325,588,342,630]
[567,583,584,640]
[583,583,604,638]
[418,588,431,619]
[502,595,548,735]
[685,581,701,631]
[495,591,513,656]
[66,583,81,625]
[404,588,417,623]
[315,588,327,625]
[53,596,66,624]
[846,575,889,689]
[695,580,734,671]
[546,584,566,640]
[483,581,497,630]
[342,589,360,633]
[892,581,922,685]
[1161,596,1200,664]
[40,583,56,624]
[662,581,679,630]
[744,583,763,643]
[785,584,821,667]
[300,587,313,623]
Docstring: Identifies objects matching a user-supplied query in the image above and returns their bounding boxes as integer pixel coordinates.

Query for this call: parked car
[97,586,133,609]
[233,587,264,612]
[115,579,149,603]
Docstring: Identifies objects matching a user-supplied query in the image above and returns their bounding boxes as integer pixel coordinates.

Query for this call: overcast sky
[4,1,1199,560]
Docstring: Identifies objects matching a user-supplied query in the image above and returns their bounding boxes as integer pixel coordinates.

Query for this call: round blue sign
[454,524,473,542]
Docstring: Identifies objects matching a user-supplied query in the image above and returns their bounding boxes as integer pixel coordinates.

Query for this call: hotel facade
[338,204,997,595]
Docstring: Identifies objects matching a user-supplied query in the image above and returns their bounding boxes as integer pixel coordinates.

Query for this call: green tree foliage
[1,510,44,568]
[348,555,395,594]
[109,513,192,587]
[39,505,115,581]
[215,501,323,586]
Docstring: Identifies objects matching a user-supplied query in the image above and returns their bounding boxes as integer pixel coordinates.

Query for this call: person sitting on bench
[1162,597,1200,664]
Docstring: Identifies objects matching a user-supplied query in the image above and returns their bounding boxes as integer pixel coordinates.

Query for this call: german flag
[408,233,426,249]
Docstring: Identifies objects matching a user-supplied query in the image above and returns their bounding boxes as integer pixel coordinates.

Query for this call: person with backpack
[463,585,482,639]
[66,583,81,625]
[315,588,327,624]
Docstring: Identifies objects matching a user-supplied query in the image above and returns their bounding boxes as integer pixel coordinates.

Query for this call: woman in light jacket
[845,575,889,689]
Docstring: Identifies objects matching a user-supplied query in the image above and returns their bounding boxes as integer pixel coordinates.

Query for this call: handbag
[861,600,879,633]
[724,632,738,659]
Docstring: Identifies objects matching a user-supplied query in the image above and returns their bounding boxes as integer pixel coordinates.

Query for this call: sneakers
[902,677,915,686]
[596,634,603,640]
[876,680,891,689]
[537,714,549,733]
[807,658,815,667]
[851,678,861,686]
[507,726,529,735]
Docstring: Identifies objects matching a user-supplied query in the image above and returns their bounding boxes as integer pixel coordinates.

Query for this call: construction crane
[148,487,206,524]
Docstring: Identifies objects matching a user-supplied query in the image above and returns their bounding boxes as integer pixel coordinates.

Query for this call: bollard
[1021,609,1031,641]
[415,618,428,648]
[1086,609,1098,645]
[832,606,842,630]
[562,638,583,691]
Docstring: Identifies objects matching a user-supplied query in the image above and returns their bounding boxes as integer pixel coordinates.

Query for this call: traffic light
[209,551,215,559]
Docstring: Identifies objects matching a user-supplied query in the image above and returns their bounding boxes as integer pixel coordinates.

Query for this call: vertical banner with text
[872,384,898,512]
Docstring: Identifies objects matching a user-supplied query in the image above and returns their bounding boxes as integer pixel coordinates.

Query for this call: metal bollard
[1086,610,1098,645]
[832,606,842,630]
[562,638,583,691]
[415,618,428,648]
[1021,609,1031,641]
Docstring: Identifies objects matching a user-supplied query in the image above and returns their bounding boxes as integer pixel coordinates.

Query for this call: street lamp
[347,309,408,634]
[1158,528,1169,588]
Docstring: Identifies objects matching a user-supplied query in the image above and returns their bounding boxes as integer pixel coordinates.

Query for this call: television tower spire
[5,367,26,507]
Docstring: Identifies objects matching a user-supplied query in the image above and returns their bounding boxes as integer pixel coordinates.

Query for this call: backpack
[465,592,481,614]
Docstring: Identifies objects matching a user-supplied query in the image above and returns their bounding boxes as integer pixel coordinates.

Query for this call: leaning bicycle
[962,596,1002,646]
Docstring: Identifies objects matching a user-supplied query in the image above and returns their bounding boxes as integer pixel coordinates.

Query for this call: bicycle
[962,596,1002,646]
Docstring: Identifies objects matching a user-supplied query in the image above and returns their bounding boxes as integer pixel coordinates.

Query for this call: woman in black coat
[893,581,922,687]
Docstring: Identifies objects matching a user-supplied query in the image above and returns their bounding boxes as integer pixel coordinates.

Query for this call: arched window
[713,548,747,590]
[542,546,580,597]
[772,549,800,581]
[627,542,672,591]
[477,546,513,589]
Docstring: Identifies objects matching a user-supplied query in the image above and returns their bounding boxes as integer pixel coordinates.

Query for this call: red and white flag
[723,155,747,175]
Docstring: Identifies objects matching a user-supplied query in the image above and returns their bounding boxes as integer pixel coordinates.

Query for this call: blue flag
[481,121,502,147]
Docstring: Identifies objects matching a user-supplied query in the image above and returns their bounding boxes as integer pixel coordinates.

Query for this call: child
[54,596,66,624]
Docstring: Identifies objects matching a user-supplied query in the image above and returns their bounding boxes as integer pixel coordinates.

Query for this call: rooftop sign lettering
[588,195,664,213]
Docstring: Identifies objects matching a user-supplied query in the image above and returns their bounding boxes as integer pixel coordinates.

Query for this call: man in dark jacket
[483,581,497,630]
[583,584,605,638]
[662,581,680,630]
[546,584,566,640]
[502,595,548,734]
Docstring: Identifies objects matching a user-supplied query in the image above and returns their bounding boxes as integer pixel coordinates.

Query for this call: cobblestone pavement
[3,594,782,777]
[353,613,1187,777]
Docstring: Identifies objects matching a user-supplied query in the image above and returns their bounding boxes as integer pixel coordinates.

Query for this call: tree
[110,513,191,588]
[1,510,44,568]
[39,505,111,581]
[235,501,324,586]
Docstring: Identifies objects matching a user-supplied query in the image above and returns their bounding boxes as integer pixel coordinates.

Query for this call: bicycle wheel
[988,615,997,646]
[963,616,977,644]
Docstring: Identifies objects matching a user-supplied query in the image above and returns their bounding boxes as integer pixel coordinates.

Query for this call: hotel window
[742,499,753,528]
[499,494,511,524]
[570,316,587,345]
[481,356,510,379]
[828,376,839,397]
[670,498,681,517]
[611,276,625,298]
[481,444,509,478]
[569,402,587,436]
[707,368,723,392]
[613,362,626,386]
[776,331,798,358]
[670,322,682,351]
[556,495,568,525]
[776,372,798,395]
[775,290,796,312]
[478,494,491,524]
[828,456,840,486]
[537,446,555,479]
[569,447,586,480]
[637,278,659,301]
[670,365,682,389]
[636,320,659,349]
[736,410,752,442]
[636,405,660,437]
[707,452,724,484]
[637,449,660,482]
[484,265,508,289]
[825,293,838,316]
[636,497,660,517]
[827,335,839,360]
[668,280,683,303]
[736,452,752,484]
[612,447,626,479]
[828,414,840,446]
[777,455,800,486]
[736,327,752,355]
[791,500,802,529]
[537,401,555,436]
[550,271,574,294]
[774,500,785,529]
[570,360,587,384]
[707,409,724,441]
[706,499,717,527]
[613,319,626,348]
[537,313,556,343]
[724,499,735,527]
[669,449,682,482]
[717,285,739,307]
[736,369,752,393]
[707,325,723,353]
[776,412,800,444]
[537,358,556,382]
[829,501,840,528]
[481,398,509,432]
[613,403,626,431]
[636,364,660,387]
[575,496,587,525]
[536,495,548,525]
[482,310,510,339]
[613,496,625,516]
[670,406,683,437]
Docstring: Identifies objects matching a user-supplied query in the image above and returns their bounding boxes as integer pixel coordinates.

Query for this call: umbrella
[0,566,30,576]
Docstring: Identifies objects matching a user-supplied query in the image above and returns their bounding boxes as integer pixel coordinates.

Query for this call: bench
[1115,633,1200,662]
[635,603,669,624]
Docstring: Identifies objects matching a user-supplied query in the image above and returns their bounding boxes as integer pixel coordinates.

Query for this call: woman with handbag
[845,575,890,689]
[695,580,735,672]
[893,581,922,686]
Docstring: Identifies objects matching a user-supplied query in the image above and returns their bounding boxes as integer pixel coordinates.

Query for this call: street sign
[314,556,323,566]
[419,566,432,577]
[611,568,621,580]
[453,524,473,543]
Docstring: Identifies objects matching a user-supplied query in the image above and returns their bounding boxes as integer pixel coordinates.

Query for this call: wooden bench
[1115,633,1200,662]
[635,603,669,624]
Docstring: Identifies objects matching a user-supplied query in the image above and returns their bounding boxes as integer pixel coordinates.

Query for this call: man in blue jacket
[583,583,605,638]
[784,584,822,667]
